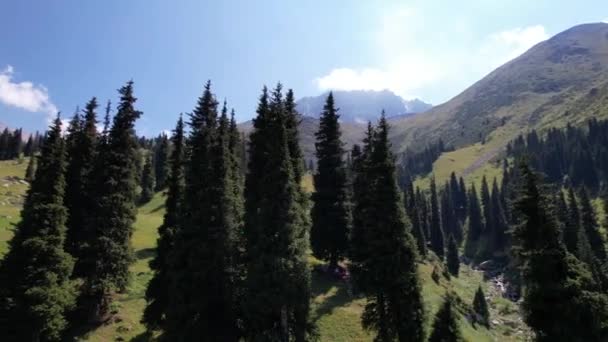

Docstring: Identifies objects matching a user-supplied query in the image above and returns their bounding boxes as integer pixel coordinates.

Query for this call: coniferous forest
[1,80,608,342]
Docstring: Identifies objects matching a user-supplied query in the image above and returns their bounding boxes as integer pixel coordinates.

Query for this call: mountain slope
[390,22,608,153]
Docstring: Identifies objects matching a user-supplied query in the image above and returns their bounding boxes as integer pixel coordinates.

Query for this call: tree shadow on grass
[130,330,154,341]
[311,271,356,322]
[135,248,156,260]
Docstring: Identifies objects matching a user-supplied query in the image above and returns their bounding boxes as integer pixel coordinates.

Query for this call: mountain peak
[296,90,431,123]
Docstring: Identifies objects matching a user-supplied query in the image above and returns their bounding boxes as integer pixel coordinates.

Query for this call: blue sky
[1,0,607,135]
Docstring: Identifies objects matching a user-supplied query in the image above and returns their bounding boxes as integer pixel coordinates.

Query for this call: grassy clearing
[0,158,28,256]
[413,143,503,192]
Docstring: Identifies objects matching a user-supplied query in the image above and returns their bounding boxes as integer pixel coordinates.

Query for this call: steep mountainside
[390,22,608,153]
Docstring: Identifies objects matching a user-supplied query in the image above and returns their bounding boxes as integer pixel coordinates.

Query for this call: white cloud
[602,18,608,23]
[481,25,548,67]
[0,65,57,116]
[314,5,548,103]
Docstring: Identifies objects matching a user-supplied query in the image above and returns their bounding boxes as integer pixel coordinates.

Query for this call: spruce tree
[429,177,445,258]
[578,188,606,261]
[81,81,142,321]
[513,160,608,341]
[352,116,425,342]
[464,184,483,260]
[428,294,463,342]
[350,126,375,287]
[409,197,427,258]
[446,234,460,277]
[153,133,169,191]
[310,92,352,268]
[143,116,185,330]
[139,153,155,203]
[64,98,98,268]
[441,185,462,243]
[244,85,313,341]
[0,116,76,341]
[25,155,36,182]
[478,175,494,260]
[472,286,490,327]
[23,135,34,157]
[491,179,508,253]
[164,84,241,340]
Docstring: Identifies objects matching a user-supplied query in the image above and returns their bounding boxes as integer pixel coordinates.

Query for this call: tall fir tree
[490,179,508,253]
[351,125,375,286]
[441,184,462,243]
[578,188,606,261]
[143,116,185,330]
[0,116,76,341]
[408,192,427,257]
[164,84,242,340]
[80,81,142,321]
[310,92,352,268]
[25,155,36,182]
[139,153,155,203]
[153,133,170,191]
[446,234,460,277]
[464,184,483,260]
[64,98,98,272]
[513,160,608,341]
[244,85,313,341]
[352,116,425,342]
[428,294,463,342]
[478,175,494,260]
[23,135,34,157]
[429,177,445,259]
[472,286,490,327]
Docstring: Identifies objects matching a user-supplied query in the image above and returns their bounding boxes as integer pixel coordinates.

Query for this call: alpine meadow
[2,2,608,341]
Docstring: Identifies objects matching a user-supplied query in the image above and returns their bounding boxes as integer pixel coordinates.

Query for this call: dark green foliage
[25,155,36,182]
[507,119,608,192]
[398,139,448,179]
[139,153,155,204]
[310,92,352,267]
[464,184,483,260]
[350,126,375,284]
[407,188,427,257]
[513,160,608,341]
[446,234,460,277]
[472,286,490,327]
[351,116,425,342]
[0,127,23,160]
[428,294,463,342]
[440,184,462,244]
[429,177,444,258]
[143,116,185,330]
[64,98,98,268]
[80,81,142,321]
[0,116,76,341]
[164,84,242,340]
[244,85,313,341]
[578,188,606,261]
[477,176,494,260]
[490,179,508,253]
[153,133,170,191]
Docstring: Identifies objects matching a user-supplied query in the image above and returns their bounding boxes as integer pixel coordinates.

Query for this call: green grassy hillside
[0,161,529,341]
[0,159,28,255]
[391,23,608,154]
